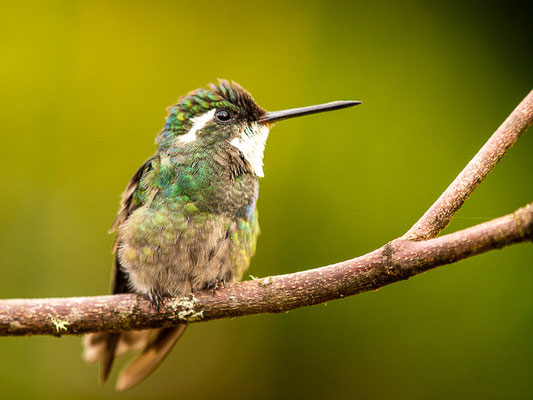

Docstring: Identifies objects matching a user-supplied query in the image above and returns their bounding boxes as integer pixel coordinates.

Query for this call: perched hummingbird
[83,80,360,390]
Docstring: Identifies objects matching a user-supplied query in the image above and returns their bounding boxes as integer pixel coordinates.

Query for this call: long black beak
[258,100,361,124]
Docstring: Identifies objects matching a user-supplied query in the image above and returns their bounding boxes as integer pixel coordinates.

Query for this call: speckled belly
[117,198,259,296]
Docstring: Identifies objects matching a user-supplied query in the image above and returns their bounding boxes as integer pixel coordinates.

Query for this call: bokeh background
[0,1,532,399]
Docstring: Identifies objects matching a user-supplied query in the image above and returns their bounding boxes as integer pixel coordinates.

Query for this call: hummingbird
[82,80,360,390]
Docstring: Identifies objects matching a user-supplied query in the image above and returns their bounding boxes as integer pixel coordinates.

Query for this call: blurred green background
[0,1,532,399]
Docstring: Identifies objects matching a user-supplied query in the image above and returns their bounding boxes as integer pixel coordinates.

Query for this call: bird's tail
[83,324,187,391]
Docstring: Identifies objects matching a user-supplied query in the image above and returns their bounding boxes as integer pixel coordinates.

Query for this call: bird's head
[157,80,360,177]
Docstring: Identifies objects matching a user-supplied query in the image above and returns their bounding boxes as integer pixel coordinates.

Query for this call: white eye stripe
[230,122,270,177]
[178,109,216,143]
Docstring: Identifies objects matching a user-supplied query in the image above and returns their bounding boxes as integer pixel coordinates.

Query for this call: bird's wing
[92,156,157,382]
[110,156,155,294]
[84,155,188,390]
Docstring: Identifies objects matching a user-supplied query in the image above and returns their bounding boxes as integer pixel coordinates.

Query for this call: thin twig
[404,89,533,240]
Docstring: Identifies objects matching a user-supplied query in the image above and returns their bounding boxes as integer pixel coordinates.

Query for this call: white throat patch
[178,109,216,144]
[230,122,270,177]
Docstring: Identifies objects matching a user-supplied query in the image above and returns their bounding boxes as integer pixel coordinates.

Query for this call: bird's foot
[207,278,226,295]
[147,289,164,311]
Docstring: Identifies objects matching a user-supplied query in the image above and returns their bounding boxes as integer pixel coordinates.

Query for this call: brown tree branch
[404,89,533,240]
[0,89,532,337]
[1,202,531,337]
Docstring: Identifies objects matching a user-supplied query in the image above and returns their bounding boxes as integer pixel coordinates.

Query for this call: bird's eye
[214,109,232,124]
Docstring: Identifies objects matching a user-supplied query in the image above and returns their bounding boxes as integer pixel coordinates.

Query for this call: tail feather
[83,325,187,390]
[116,324,188,391]
[83,330,157,363]
[102,333,120,382]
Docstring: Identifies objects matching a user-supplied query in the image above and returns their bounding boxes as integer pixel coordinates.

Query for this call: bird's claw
[207,278,226,295]
[147,289,164,311]
[209,281,219,295]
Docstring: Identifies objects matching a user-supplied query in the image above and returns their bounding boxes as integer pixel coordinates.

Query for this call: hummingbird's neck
[153,144,258,216]
[229,122,270,178]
